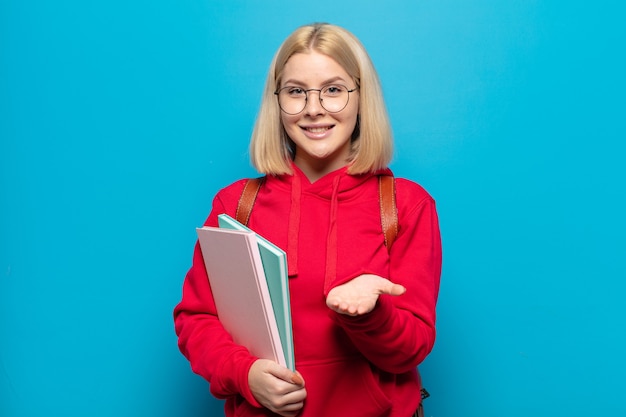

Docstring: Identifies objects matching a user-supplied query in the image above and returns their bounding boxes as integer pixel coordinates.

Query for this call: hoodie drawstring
[287,173,301,277]
[323,175,341,293]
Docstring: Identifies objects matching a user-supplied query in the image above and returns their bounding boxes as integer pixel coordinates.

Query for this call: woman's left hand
[326,274,406,316]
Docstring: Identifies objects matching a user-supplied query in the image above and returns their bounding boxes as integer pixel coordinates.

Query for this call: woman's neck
[293,155,350,183]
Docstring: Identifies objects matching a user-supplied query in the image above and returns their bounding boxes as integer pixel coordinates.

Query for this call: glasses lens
[277,87,306,114]
[320,85,349,113]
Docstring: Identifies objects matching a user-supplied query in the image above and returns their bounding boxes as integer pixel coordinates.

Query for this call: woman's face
[278,51,359,180]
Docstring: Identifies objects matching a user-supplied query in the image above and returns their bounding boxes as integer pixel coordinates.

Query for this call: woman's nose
[304,90,325,116]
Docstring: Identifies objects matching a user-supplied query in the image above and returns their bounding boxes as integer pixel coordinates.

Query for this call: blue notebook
[218,214,295,371]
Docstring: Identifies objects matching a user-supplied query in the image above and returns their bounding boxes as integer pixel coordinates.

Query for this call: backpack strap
[378,175,398,250]
[236,177,264,226]
[236,175,398,250]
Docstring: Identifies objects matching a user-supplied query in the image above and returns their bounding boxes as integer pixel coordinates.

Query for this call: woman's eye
[287,87,305,96]
[324,85,344,95]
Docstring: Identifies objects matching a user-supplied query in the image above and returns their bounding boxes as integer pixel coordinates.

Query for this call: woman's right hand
[248,359,307,417]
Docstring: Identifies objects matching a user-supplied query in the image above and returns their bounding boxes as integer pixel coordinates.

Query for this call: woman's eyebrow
[282,76,347,87]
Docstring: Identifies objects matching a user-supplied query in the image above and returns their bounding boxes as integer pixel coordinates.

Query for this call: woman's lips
[301,125,334,138]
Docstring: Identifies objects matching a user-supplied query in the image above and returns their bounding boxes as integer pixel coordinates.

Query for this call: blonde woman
[175,23,441,417]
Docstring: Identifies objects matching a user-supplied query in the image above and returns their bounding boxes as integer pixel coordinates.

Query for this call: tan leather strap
[236,177,264,226]
[236,175,398,250]
[379,175,398,250]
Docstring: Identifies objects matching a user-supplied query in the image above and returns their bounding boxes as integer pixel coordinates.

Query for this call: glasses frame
[274,85,358,115]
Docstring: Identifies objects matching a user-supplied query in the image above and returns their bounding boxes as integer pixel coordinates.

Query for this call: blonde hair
[250,23,393,175]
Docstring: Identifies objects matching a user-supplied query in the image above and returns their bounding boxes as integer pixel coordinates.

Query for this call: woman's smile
[301,124,335,138]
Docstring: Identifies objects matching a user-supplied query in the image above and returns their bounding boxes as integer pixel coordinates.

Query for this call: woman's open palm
[326,274,406,316]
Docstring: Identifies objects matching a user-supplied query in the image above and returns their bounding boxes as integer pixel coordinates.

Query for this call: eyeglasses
[274,84,358,115]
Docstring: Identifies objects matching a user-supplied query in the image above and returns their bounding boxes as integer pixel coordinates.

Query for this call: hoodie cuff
[236,357,263,408]
[211,351,263,408]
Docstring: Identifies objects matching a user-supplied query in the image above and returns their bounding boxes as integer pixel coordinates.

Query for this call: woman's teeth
[306,126,330,133]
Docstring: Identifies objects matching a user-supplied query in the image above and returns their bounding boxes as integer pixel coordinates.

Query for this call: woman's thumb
[383,281,406,296]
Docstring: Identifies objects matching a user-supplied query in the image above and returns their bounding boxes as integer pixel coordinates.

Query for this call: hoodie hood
[268,162,392,293]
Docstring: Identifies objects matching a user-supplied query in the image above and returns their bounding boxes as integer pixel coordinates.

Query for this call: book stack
[196,214,294,370]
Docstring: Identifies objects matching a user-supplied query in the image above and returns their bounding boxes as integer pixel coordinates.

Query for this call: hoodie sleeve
[173,185,263,407]
[331,184,442,374]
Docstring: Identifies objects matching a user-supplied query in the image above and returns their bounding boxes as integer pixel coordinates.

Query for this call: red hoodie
[174,164,442,417]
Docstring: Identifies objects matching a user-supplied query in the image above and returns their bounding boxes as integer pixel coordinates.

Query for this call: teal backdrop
[1,1,625,416]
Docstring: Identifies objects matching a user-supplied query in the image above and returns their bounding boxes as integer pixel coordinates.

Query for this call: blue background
[1,1,625,416]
